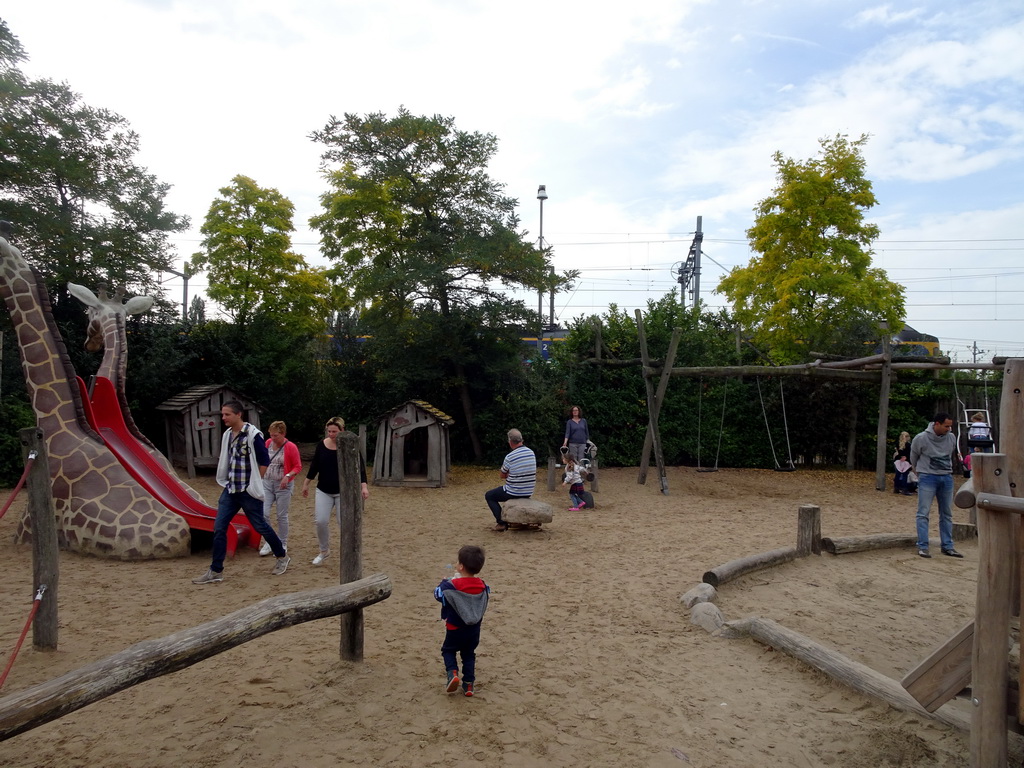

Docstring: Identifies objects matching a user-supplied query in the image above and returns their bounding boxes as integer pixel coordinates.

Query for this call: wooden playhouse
[156,384,262,478]
[372,400,453,488]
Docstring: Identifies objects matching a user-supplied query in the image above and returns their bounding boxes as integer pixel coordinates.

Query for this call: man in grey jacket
[909,412,963,559]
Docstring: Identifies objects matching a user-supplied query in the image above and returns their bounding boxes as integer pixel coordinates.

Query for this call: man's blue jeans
[916,473,954,551]
[212,489,285,572]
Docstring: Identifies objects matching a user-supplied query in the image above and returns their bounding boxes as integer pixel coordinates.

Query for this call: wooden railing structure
[0,430,391,741]
[900,358,1024,767]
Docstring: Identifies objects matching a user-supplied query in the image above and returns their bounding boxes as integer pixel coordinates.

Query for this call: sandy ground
[0,462,987,767]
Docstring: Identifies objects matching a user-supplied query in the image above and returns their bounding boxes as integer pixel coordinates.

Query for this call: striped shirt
[502,445,536,497]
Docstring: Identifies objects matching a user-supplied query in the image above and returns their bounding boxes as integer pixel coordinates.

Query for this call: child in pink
[562,456,586,510]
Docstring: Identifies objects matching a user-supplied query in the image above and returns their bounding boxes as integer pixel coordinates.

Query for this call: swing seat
[774,466,797,472]
[966,438,994,450]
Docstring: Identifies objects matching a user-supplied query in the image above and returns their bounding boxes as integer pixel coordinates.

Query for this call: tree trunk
[456,362,482,460]
[846,399,858,470]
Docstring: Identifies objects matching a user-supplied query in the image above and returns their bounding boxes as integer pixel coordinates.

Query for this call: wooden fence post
[337,431,364,661]
[19,427,58,651]
[971,452,1013,767]
[547,456,556,492]
[796,504,821,556]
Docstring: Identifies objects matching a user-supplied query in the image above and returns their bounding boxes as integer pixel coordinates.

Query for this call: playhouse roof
[379,400,454,425]
[155,384,263,413]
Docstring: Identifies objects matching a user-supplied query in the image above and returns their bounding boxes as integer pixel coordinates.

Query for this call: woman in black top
[301,416,368,565]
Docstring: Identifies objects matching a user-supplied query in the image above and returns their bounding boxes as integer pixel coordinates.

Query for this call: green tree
[310,107,573,458]
[192,174,332,334]
[718,134,904,363]
[0,20,187,307]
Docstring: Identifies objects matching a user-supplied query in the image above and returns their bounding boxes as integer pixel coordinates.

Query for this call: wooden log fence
[0,574,392,741]
[702,546,799,588]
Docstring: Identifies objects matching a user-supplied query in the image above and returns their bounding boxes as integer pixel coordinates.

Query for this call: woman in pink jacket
[259,420,302,555]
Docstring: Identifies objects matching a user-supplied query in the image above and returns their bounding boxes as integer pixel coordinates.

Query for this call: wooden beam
[971,452,1014,766]
[638,326,681,487]
[0,574,392,741]
[635,310,670,493]
[901,619,974,712]
[668,364,880,381]
[337,432,365,661]
[702,546,798,587]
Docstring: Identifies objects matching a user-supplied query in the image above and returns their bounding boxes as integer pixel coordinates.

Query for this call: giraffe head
[68,282,156,352]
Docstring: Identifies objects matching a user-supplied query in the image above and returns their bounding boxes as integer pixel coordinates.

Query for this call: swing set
[696,377,796,473]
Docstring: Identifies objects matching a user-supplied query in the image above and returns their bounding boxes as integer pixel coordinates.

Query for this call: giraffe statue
[0,233,190,559]
[67,281,206,504]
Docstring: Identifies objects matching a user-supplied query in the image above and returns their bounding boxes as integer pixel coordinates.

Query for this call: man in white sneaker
[193,401,290,584]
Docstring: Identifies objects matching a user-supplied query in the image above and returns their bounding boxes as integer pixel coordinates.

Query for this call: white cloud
[848,4,925,28]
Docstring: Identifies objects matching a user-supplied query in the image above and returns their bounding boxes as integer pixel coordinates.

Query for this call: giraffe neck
[97,311,124,385]
[0,240,93,437]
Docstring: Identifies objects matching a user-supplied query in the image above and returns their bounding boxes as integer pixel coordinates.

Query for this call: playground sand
[0,464,980,767]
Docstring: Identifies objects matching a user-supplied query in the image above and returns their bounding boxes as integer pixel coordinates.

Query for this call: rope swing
[757,377,796,472]
[696,378,727,473]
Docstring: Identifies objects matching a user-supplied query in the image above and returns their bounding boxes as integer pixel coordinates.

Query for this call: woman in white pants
[301,416,369,565]
[259,421,301,556]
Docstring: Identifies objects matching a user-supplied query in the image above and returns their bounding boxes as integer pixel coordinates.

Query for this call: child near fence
[562,456,587,511]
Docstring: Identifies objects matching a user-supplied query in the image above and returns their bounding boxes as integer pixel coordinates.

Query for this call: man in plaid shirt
[193,401,290,584]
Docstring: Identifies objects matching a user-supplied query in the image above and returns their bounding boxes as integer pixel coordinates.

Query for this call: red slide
[77,376,256,556]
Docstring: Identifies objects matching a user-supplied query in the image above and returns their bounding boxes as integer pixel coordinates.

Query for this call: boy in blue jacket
[434,545,489,697]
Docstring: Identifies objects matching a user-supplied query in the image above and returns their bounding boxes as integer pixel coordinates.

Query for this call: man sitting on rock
[484,429,536,531]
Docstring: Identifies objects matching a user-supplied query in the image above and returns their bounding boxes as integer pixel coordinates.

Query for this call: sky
[3,1,1023,362]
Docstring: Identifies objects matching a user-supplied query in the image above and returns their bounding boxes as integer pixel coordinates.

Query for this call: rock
[680,582,718,608]
[690,602,725,633]
[502,498,554,524]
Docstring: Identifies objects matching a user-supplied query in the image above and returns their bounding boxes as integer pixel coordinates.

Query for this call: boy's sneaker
[463,681,474,697]
[258,540,272,557]
[312,551,329,566]
[272,556,291,575]
[446,670,460,693]
[192,568,223,585]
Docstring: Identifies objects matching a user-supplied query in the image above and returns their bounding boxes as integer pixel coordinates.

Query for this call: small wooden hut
[156,384,262,478]
[373,400,453,488]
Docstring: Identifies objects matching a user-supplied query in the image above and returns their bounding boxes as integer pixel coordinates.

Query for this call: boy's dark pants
[441,623,481,682]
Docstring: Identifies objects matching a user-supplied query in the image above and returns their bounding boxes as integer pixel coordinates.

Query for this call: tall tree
[0,19,187,307]
[310,107,573,458]
[192,174,332,334]
[717,134,905,363]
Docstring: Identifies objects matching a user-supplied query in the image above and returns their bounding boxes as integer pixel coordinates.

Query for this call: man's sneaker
[259,541,272,557]
[463,681,474,697]
[446,670,460,693]
[942,548,965,558]
[312,551,329,566]
[192,568,223,584]
[918,549,932,558]
[272,556,291,575]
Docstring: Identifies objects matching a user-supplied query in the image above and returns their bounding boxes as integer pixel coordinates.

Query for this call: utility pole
[672,216,704,309]
[692,216,703,310]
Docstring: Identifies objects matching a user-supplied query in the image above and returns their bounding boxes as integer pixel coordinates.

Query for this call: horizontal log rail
[0,573,392,741]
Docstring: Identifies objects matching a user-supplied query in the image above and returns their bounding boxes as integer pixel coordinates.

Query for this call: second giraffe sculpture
[68,281,205,504]
[0,234,190,559]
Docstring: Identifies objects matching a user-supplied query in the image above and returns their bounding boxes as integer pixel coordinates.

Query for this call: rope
[712,381,728,471]
[696,378,704,469]
[778,379,795,470]
[0,451,36,522]
[0,585,47,691]
[757,377,781,469]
